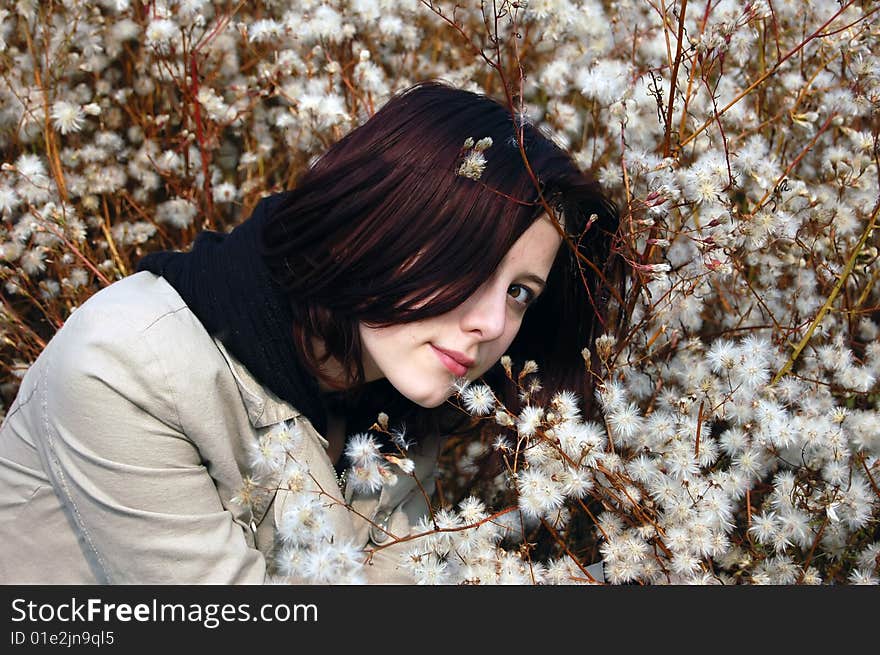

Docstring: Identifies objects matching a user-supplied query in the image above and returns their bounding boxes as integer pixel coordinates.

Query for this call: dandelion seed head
[343,432,381,467]
[551,390,581,421]
[346,462,386,494]
[458,496,487,524]
[607,402,644,446]
[50,100,86,135]
[19,247,47,276]
[459,383,495,416]
[516,467,565,519]
[516,405,544,438]
[145,18,178,51]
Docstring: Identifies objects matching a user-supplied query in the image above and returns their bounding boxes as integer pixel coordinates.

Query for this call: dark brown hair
[262,81,618,430]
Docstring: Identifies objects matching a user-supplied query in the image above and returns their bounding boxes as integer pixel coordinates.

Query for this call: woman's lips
[431,344,471,377]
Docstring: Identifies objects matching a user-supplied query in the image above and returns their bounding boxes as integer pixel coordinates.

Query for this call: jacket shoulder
[55,271,225,369]
[56,270,230,382]
[30,271,230,424]
[70,270,190,333]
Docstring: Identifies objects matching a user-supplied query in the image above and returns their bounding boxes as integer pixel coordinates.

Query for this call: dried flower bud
[596,334,615,361]
[581,348,591,367]
[384,454,415,474]
[474,136,493,152]
[457,150,487,180]
[495,410,514,427]
[377,412,389,430]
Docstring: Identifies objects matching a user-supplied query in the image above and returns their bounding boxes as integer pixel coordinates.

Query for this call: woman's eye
[507,284,534,307]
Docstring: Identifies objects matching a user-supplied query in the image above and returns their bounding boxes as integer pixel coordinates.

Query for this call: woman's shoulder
[31,271,235,425]
[62,270,222,347]
[71,271,189,331]
[48,271,222,376]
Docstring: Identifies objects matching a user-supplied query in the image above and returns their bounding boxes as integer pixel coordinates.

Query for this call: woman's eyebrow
[522,274,547,291]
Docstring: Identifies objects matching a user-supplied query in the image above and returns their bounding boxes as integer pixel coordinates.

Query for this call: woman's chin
[400,385,454,409]
[411,395,450,409]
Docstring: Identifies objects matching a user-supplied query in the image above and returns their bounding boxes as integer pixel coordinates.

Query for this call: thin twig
[772,199,880,384]
[662,0,689,157]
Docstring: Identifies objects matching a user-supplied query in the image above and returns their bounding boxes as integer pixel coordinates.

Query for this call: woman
[0,81,618,583]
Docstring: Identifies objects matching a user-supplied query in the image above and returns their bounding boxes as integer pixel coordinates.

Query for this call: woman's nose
[458,282,507,341]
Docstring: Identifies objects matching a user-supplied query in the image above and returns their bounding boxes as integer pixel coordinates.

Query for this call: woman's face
[359,215,562,407]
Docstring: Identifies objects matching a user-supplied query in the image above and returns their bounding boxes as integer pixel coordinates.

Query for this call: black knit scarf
[136,193,327,435]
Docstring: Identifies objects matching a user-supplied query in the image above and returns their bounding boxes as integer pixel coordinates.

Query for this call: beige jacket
[0,271,439,584]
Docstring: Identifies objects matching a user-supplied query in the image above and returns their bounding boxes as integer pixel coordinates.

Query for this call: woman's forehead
[501,215,562,273]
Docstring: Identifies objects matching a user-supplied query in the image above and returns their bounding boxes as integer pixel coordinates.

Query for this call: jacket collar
[213,337,308,430]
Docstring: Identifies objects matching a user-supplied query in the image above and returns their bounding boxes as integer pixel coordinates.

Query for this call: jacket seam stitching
[40,341,113,583]
[140,304,189,333]
[2,384,37,424]
[138,319,185,433]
